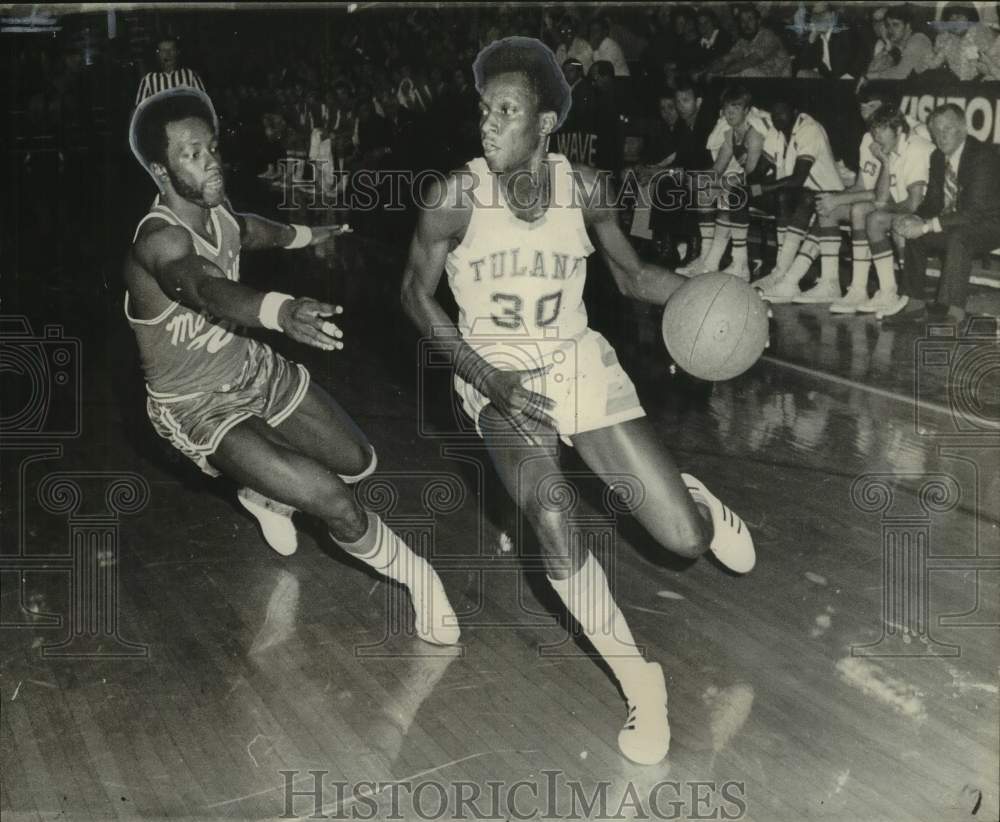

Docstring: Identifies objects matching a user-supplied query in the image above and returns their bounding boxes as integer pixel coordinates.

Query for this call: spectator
[976,25,1000,77]
[588,16,631,77]
[396,64,430,112]
[554,15,594,74]
[702,5,792,78]
[694,8,733,69]
[865,5,933,79]
[135,35,206,106]
[670,7,704,72]
[890,103,1000,326]
[923,2,996,80]
[796,2,869,78]
[560,58,596,134]
[866,7,896,74]
[590,61,625,173]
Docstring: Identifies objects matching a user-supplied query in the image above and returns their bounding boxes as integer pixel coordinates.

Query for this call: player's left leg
[793,201,844,305]
[572,417,755,573]
[831,201,875,314]
[760,189,816,302]
[858,207,908,317]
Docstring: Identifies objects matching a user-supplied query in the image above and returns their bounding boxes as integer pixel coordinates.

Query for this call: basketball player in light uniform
[818,103,931,316]
[125,88,459,646]
[753,101,846,304]
[679,86,780,279]
[401,37,755,766]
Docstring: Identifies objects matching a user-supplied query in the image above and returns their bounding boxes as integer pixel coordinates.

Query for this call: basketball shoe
[682,474,755,573]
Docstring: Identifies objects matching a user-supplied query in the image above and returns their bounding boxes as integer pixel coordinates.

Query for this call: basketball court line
[760,354,1000,431]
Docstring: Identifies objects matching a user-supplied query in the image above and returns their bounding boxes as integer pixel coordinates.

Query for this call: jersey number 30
[491,291,562,329]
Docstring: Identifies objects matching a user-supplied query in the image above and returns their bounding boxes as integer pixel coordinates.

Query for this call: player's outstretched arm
[133,224,343,351]
[229,205,351,251]
[576,165,686,306]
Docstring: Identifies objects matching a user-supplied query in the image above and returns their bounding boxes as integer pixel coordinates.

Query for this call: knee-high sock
[698,216,716,250]
[703,219,732,271]
[869,238,898,295]
[333,511,456,638]
[548,552,647,690]
[816,226,842,284]
[728,216,749,269]
[783,231,821,281]
[850,230,872,291]
[775,225,806,273]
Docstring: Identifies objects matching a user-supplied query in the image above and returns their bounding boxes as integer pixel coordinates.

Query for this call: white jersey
[446,153,594,352]
[858,115,931,190]
[779,113,843,192]
[886,131,934,204]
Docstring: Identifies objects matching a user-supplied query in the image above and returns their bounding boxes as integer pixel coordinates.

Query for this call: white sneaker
[759,273,803,304]
[618,661,670,765]
[793,279,842,304]
[751,268,786,294]
[829,287,869,314]
[721,260,751,281]
[677,257,709,277]
[857,290,905,315]
[873,292,910,319]
[238,488,298,556]
[682,473,756,573]
[405,555,462,646]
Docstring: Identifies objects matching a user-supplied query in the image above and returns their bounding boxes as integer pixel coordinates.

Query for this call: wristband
[259,292,293,331]
[284,224,313,249]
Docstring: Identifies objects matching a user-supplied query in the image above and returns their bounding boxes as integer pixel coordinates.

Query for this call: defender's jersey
[446,154,594,347]
[858,115,931,190]
[780,113,844,192]
[126,196,252,397]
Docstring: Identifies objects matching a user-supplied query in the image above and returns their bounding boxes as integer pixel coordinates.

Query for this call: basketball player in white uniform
[125,88,459,646]
[818,100,931,316]
[753,101,845,304]
[401,37,755,766]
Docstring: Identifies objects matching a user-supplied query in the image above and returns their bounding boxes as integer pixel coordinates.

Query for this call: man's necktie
[943,162,958,213]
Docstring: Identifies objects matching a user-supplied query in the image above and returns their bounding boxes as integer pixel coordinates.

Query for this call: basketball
[661,273,769,381]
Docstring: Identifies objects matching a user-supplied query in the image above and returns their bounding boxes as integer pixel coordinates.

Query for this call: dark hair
[885,5,913,26]
[672,74,702,98]
[929,102,966,123]
[941,2,980,22]
[697,8,719,26]
[857,85,901,108]
[473,36,572,128]
[672,7,696,26]
[869,106,910,134]
[738,5,761,20]
[131,89,216,170]
[720,84,752,109]
[156,35,179,48]
[592,60,615,80]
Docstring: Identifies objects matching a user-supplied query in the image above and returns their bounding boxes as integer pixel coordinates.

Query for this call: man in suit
[796,2,869,79]
[890,103,1000,325]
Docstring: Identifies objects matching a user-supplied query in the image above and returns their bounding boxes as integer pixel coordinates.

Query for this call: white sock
[334,512,459,644]
[784,233,819,281]
[702,222,732,271]
[548,553,647,691]
[817,229,841,284]
[870,242,897,295]
[729,222,749,269]
[775,227,805,274]
[850,237,871,292]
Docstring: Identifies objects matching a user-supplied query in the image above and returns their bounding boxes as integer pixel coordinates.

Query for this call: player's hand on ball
[279,297,344,351]
[482,366,558,439]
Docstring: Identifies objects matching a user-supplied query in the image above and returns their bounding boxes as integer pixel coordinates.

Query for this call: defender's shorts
[454,329,645,446]
[146,341,309,477]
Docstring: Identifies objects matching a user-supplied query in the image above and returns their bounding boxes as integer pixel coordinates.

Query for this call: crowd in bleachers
[9,2,999,324]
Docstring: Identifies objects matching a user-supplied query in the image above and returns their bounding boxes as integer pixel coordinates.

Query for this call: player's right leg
[830,201,875,314]
[212,418,459,645]
[478,405,670,765]
[858,206,908,318]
